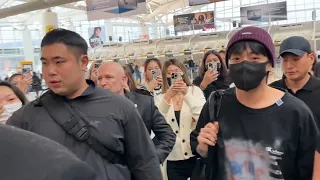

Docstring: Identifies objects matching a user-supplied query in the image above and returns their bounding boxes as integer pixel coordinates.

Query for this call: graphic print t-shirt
[207,88,318,180]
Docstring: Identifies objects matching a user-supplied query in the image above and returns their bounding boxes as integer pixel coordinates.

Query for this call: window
[2,31,14,40]
[14,31,22,40]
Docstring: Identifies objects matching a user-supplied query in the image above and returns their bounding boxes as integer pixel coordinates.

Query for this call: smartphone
[94,60,103,69]
[206,62,221,72]
[151,69,161,80]
[170,72,182,86]
[22,68,31,76]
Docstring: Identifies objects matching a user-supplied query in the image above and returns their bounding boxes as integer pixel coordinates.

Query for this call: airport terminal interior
[1,0,320,179]
[0,0,319,79]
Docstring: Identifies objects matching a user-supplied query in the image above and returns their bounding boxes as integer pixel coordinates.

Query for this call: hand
[148,78,159,92]
[155,76,163,87]
[164,86,177,102]
[20,75,32,93]
[197,122,219,157]
[172,79,188,95]
[201,70,219,89]
[148,76,162,91]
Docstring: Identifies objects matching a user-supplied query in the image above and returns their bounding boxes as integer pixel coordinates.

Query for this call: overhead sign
[189,0,225,6]
[86,0,146,21]
[240,1,287,25]
[173,11,214,33]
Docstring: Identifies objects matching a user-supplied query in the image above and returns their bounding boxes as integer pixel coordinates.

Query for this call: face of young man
[281,52,315,81]
[41,43,88,98]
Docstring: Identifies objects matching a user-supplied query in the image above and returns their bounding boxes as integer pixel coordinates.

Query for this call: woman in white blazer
[155,59,206,180]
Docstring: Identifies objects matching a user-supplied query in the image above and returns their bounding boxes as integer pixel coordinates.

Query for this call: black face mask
[229,61,268,91]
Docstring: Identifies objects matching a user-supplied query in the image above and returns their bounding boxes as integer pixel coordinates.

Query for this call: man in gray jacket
[6,29,162,180]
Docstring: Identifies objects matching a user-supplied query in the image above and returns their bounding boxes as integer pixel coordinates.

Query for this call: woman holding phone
[155,59,205,180]
[9,73,36,101]
[87,60,103,84]
[193,50,230,99]
[141,58,163,96]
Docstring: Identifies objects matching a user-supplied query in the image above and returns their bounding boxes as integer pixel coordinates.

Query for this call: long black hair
[0,81,28,105]
[198,50,228,78]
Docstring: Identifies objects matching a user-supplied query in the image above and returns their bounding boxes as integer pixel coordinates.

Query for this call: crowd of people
[0,27,320,180]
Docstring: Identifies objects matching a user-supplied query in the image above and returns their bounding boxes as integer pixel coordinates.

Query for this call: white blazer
[155,86,206,161]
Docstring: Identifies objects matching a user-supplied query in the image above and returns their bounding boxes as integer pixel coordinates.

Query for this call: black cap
[279,36,311,57]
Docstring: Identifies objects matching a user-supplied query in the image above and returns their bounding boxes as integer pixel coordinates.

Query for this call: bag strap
[206,90,224,180]
[38,91,124,164]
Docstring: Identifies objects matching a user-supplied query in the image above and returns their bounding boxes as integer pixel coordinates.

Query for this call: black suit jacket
[125,91,176,163]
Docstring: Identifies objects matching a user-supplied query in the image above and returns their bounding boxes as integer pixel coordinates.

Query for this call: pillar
[41,9,58,37]
[22,29,35,69]
[68,21,76,32]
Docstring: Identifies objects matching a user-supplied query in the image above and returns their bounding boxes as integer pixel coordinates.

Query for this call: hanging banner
[86,0,146,21]
[189,0,225,6]
[173,11,214,33]
[88,27,106,48]
[240,1,287,25]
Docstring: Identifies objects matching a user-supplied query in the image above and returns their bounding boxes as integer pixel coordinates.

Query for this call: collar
[124,90,134,100]
[80,80,96,96]
[282,74,319,92]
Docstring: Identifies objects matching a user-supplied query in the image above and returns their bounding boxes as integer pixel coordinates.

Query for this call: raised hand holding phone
[173,79,188,95]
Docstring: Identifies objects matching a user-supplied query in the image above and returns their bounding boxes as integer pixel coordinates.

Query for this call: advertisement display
[240,1,287,25]
[173,11,214,33]
[86,0,146,21]
[88,27,106,48]
[189,0,225,6]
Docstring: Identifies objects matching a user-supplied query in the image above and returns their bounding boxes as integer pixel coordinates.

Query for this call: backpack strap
[205,90,224,180]
[38,91,124,164]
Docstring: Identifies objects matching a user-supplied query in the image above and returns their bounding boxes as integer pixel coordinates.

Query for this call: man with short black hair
[270,36,320,126]
[7,29,162,180]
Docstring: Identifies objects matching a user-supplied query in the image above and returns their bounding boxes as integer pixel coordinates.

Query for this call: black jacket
[125,91,176,163]
[0,124,96,180]
[7,82,162,180]
[193,76,230,99]
[191,88,318,180]
[315,62,320,78]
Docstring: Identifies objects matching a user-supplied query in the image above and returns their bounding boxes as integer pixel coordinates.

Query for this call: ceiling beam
[59,3,86,11]
[0,0,81,19]
[0,0,13,8]
[142,0,185,22]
